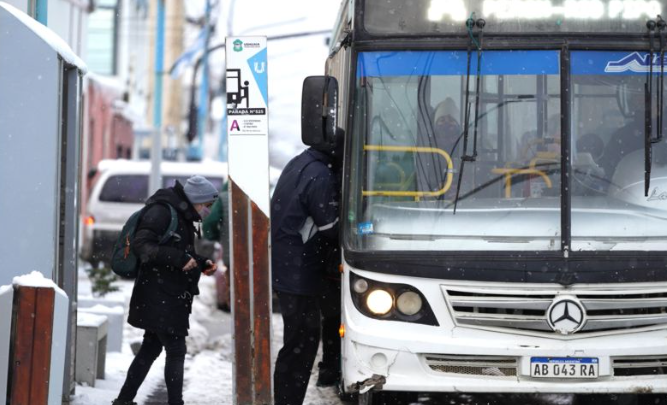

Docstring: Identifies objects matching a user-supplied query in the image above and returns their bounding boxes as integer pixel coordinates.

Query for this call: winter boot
[316,361,340,387]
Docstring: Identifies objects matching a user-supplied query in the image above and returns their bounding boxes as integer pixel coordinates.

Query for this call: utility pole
[219,0,238,162]
[150,0,165,194]
[34,0,47,24]
[165,0,185,160]
[189,0,212,161]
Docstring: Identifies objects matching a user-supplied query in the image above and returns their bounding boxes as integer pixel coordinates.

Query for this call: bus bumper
[341,268,667,394]
[342,329,667,394]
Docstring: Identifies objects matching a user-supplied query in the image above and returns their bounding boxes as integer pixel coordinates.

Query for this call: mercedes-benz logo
[547,297,586,335]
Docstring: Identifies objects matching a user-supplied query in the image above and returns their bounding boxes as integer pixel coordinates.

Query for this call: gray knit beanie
[183,175,218,204]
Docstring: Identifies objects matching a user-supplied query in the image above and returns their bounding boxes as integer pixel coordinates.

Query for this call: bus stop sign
[226,36,272,405]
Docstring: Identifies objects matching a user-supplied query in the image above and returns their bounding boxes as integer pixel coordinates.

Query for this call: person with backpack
[112,175,219,405]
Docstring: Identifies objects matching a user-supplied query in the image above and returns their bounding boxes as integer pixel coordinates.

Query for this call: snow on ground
[71,345,165,405]
[184,313,343,405]
[72,265,343,404]
[72,268,164,404]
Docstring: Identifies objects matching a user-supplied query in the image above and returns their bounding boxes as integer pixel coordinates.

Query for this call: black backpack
[110,202,178,278]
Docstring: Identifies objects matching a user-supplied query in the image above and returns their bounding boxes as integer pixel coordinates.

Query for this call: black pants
[274,292,321,405]
[320,277,341,371]
[117,330,187,405]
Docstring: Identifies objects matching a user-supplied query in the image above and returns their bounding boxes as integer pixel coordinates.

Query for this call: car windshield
[347,50,562,251]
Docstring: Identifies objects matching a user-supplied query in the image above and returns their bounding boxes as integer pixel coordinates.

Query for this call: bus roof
[352,0,663,38]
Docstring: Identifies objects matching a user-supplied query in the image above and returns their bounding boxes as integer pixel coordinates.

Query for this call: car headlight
[396,291,422,316]
[366,289,393,315]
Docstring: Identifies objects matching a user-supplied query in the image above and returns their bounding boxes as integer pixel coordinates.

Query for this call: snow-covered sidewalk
[72,268,342,405]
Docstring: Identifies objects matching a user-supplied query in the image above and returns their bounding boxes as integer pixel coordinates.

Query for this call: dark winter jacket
[202,182,230,267]
[271,148,340,295]
[127,181,207,336]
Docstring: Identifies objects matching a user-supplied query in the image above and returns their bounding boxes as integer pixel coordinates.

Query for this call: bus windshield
[570,51,667,251]
[348,50,562,251]
[347,50,667,252]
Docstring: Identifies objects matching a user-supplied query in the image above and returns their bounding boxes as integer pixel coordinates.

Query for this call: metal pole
[218,0,237,162]
[35,0,47,24]
[150,0,165,194]
[188,0,212,161]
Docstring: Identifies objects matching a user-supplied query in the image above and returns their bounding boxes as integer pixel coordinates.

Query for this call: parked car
[80,159,228,268]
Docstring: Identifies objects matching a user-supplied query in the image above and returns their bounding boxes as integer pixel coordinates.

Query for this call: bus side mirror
[301,76,339,149]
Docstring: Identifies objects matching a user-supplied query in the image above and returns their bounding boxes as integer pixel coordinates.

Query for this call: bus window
[349,50,562,251]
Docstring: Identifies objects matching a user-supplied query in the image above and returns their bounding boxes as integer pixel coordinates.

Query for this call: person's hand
[203,260,218,276]
[182,257,197,272]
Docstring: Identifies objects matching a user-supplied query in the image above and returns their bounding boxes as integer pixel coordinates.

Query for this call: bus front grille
[613,356,667,377]
[423,354,518,377]
[443,283,667,337]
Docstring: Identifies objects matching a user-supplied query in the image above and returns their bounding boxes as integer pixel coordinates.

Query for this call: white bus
[301,0,667,404]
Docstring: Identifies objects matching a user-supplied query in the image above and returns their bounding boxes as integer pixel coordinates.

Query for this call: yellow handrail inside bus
[492,155,557,198]
[362,145,453,197]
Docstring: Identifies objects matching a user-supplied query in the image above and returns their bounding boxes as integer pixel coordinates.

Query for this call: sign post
[226,36,272,405]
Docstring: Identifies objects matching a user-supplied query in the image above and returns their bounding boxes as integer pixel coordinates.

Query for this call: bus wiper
[645,16,666,196]
[658,16,666,144]
[645,19,657,196]
[449,95,535,157]
[454,14,485,214]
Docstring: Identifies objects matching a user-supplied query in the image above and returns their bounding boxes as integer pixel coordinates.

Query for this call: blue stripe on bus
[572,51,667,75]
[357,50,560,78]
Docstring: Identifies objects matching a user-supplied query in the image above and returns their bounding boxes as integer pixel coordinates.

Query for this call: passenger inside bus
[598,91,645,181]
[432,98,462,153]
[572,132,606,195]
[506,113,561,198]
[518,114,561,162]
[416,97,461,197]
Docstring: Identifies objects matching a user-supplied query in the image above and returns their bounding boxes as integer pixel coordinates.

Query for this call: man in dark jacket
[113,175,219,405]
[272,147,340,405]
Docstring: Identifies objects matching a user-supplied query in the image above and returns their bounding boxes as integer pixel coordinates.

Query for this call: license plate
[530,357,599,379]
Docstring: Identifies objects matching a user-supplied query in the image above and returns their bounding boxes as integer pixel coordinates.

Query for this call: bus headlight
[353,278,369,294]
[366,289,393,315]
[396,291,422,316]
[349,272,439,326]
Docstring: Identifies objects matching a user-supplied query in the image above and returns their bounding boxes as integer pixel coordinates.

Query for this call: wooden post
[231,180,253,404]
[251,201,272,403]
[227,36,272,405]
[10,286,56,405]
